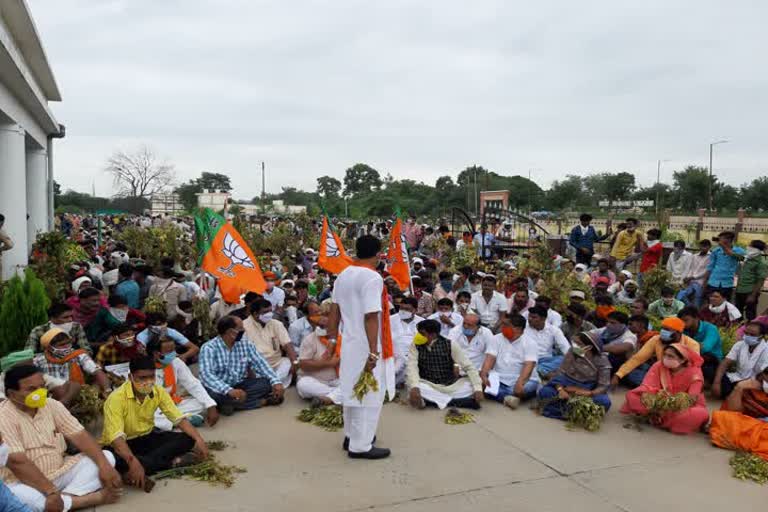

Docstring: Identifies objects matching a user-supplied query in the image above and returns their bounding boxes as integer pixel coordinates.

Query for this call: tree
[583,172,636,201]
[673,166,713,211]
[174,181,201,212]
[741,177,768,211]
[316,176,342,198]
[105,146,175,198]
[343,163,382,196]
[546,175,583,210]
[197,172,232,192]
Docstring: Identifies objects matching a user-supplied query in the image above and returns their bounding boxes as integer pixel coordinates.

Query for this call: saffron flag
[318,216,353,274]
[194,208,266,303]
[387,217,411,291]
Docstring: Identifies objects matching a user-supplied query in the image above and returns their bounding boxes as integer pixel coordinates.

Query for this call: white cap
[569,290,586,299]
[503,260,516,268]
[305,248,316,255]
[574,263,587,271]
[281,279,295,287]
[624,280,638,287]
[412,257,424,265]
[621,270,633,279]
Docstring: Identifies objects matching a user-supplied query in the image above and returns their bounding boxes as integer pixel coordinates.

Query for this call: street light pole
[655,159,670,217]
[708,140,729,212]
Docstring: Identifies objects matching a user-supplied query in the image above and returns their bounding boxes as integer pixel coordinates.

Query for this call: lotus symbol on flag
[325,230,341,258]
[219,232,255,277]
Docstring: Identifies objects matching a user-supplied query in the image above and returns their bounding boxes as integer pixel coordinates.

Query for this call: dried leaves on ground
[730,452,768,484]
[444,408,475,425]
[564,395,606,432]
[297,405,344,431]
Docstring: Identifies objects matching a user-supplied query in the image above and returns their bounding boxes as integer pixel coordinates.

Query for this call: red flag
[387,217,411,291]
[318,216,353,275]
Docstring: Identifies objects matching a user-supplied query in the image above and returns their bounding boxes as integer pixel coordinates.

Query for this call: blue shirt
[706,246,746,288]
[114,280,140,309]
[137,327,190,346]
[474,233,495,258]
[199,336,280,395]
[687,320,723,360]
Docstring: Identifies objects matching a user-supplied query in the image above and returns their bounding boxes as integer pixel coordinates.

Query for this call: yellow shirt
[610,230,644,260]
[615,334,700,379]
[102,380,183,444]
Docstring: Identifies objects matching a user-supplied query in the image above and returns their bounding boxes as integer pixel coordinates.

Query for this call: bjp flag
[194,208,266,303]
[387,217,411,291]
[318,215,353,275]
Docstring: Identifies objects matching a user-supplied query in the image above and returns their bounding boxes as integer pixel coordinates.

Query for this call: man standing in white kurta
[328,235,393,459]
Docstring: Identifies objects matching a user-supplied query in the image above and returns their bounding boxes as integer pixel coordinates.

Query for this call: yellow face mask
[413,333,429,346]
[24,388,48,409]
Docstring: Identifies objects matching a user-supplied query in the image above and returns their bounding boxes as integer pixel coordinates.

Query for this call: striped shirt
[0,399,85,483]
[199,336,281,395]
[33,352,101,381]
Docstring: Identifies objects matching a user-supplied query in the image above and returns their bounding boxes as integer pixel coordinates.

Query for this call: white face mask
[259,312,274,324]
[399,311,414,321]
[709,302,727,314]
[763,380,768,394]
[470,284,481,293]
[0,443,8,467]
[746,247,763,259]
[55,321,74,334]
[110,308,129,322]
[315,327,328,337]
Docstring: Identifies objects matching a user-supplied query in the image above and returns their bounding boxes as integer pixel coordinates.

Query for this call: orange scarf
[45,349,87,384]
[319,334,342,375]
[351,262,394,360]
[595,305,615,320]
[156,362,182,404]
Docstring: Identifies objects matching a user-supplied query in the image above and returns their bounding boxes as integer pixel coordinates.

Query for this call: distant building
[239,201,307,216]
[197,190,231,211]
[0,0,64,279]
[150,193,184,215]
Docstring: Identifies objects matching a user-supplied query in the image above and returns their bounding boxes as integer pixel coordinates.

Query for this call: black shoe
[348,447,391,459]
[448,397,481,410]
[342,435,376,451]
[219,404,235,416]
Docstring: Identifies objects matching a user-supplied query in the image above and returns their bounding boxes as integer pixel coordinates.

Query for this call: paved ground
[102,389,764,512]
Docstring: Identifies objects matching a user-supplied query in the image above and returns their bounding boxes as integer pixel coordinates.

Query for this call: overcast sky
[32,0,768,200]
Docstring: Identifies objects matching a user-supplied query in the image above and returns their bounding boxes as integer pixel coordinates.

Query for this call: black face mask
[235,330,245,342]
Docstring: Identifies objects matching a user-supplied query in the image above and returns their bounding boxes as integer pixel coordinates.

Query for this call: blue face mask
[660,329,674,343]
[462,327,477,337]
[159,352,177,366]
[743,335,762,348]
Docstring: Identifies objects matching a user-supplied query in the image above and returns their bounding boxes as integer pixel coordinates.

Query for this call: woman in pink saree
[620,342,709,434]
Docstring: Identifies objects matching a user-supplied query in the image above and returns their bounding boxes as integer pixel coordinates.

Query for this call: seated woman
[710,364,768,461]
[620,343,709,435]
[712,321,768,401]
[537,332,611,420]
[699,290,742,328]
[32,328,111,397]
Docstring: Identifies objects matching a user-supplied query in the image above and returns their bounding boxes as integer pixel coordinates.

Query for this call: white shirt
[470,291,508,327]
[667,251,693,283]
[288,316,313,350]
[448,324,493,369]
[726,340,768,382]
[485,333,540,386]
[685,252,711,285]
[263,286,286,308]
[155,358,216,409]
[523,324,571,359]
[428,311,464,338]
[332,265,391,407]
[394,314,424,355]
[521,308,562,329]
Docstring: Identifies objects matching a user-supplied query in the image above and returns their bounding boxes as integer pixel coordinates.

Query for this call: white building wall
[0,121,28,279]
[26,147,47,251]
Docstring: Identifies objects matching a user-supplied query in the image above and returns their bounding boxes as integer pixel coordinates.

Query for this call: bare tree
[105,146,175,198]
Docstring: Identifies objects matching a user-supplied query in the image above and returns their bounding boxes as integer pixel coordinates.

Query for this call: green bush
[0,269,50,355]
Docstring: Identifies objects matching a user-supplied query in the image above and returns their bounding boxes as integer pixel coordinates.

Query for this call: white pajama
[275,357,294,388]
[154,397,208,431]
[296,376,342,404]
[9,451,115,512]
[414,378,474,409]
[343,404,383,453]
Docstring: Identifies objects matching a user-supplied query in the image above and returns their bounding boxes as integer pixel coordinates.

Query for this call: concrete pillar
[0,122,28,279]
[26,148,48,252]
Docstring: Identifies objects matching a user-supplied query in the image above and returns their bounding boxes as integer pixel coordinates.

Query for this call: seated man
[611,317,700,388]
[648,287,685,319]
[448,312,493,370]
[32,328,110,396]
[147,337,218,430]
[524,296,562,329]
[394,297,424,384]
[199,316,285,415]
[615,280,640,305]
[96,324,146,367]
[560,302,596,342]
[288,300,322,352]
[103,356,208,492]
[589,311,637,374]
[679,306,723,383]
[524,306,571,376]
[454,291,472,317]
[428,298,463,338]
[538,332,612,420]
[296,302,341,406]
[713,321,768,401]
[86,295,145,347]
[699,290,742,328]
[69,288,106,341]
[136,312,199,364]
[27,303,91,354]
[0,350,81,407]
[480,313,540,410]
[169,300,203,346]
[1,365,121,511]
[243,299,299,388]
[406,319,483,410]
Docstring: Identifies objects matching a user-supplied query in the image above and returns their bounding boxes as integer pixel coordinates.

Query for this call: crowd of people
[1,210,768,510]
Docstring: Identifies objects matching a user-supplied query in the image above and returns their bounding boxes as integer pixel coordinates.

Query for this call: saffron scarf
[318,334,342,375]
[659,342,703,392]
[351,262,394,361]
[156,362,183,404]
[45,349,87,384]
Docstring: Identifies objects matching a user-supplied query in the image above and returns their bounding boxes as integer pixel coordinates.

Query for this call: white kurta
[333,265,395,408]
